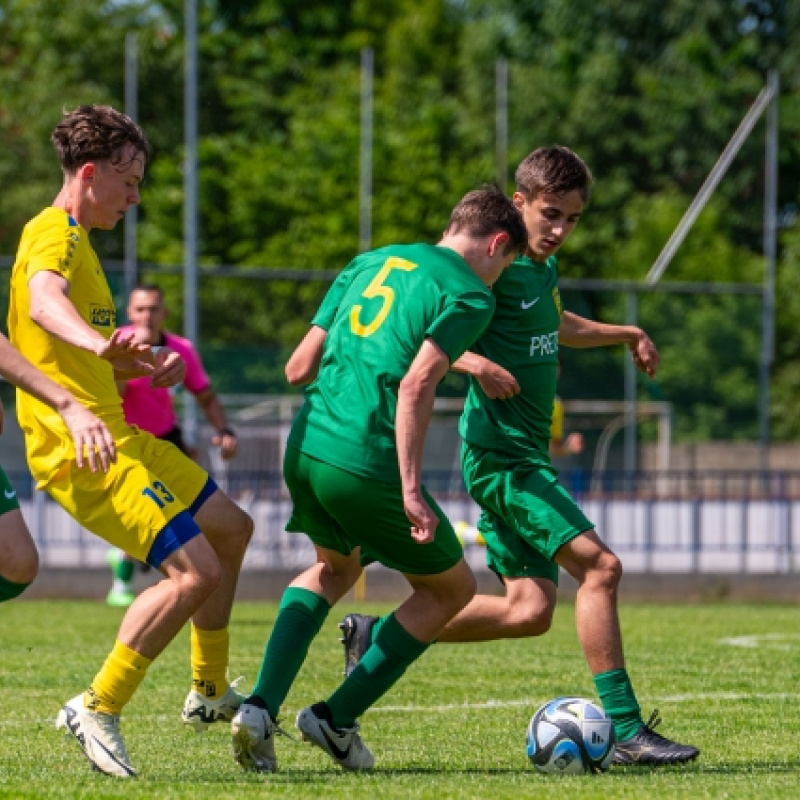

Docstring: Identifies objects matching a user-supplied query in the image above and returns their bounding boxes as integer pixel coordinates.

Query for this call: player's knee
[450,567,477,613]
[511,601,554,636]
[591,551,622,592]
[1,547,39,585]
[180,557,224,602]
[229,507,254,551]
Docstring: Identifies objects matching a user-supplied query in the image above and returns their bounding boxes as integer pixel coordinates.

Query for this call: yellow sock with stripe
[190,624,230,699]
[87,640,152,715]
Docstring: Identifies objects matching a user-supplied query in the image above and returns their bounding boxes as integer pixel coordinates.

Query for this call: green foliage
[2,0,800,440]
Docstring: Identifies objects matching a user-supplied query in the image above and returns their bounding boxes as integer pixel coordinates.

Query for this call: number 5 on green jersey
[350,257,418,337]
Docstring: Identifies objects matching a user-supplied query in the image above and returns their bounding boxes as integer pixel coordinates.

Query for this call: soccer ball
[526,696,616,774]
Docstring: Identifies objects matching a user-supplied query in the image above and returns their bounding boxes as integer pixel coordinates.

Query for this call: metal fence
[12,466,800,575]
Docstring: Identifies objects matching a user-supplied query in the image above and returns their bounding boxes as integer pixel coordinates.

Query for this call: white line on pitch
[4,692,798,726]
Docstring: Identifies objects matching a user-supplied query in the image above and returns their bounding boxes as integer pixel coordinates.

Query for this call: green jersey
[460,254,562,463]
[290,243,495,481]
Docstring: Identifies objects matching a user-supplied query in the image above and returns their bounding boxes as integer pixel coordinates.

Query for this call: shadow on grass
[609,759,800,777]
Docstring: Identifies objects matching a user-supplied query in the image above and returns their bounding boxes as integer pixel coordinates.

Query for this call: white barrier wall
[19,495,800,574]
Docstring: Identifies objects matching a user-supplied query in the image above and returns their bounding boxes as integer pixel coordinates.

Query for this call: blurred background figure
[107,284,239,607]
[549,395,584,460]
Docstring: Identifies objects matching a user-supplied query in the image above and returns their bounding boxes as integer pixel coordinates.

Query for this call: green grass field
[1,599,799,799]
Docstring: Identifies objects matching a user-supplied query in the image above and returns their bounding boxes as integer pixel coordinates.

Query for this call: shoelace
[639,709,676,745]
[273,717,298,743]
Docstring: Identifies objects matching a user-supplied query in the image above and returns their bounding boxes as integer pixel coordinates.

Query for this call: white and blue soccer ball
[527,696,616,774]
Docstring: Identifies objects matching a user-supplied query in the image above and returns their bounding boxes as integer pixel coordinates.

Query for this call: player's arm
[285,326,327,386]
[396,338,451,544]
[0,332,115,471]
[558,311,659,378]
[28,271,185,386]
[195,386,237,460]
[451,351,520,399]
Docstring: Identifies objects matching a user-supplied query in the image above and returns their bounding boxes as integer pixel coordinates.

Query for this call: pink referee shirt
[119,326,212,437]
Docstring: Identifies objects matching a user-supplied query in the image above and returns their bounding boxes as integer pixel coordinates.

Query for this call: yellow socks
[190,624,229,699]
[87,640,152,715]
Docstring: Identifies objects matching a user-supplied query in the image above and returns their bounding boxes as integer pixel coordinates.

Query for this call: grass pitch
[1,599,799,799]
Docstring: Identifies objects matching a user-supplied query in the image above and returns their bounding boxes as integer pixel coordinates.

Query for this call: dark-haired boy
[229,186,527,773]
[8,105,254,777]
[341,147,699,766]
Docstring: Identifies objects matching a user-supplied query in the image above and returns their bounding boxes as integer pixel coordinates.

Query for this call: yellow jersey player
[8,105,253,777]
[0,333,116,602]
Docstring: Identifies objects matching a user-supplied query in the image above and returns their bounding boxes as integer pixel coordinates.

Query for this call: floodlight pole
[183,0,199,445]
[760,69,779,471]
[496,58,508,192]
[624,292,638,476]
[123,32,138,308]
[358,47,373,253]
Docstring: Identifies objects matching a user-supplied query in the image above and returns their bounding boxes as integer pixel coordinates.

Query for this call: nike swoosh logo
[320,726,352,761]
[4,489,16,500]
[521,298,539,310]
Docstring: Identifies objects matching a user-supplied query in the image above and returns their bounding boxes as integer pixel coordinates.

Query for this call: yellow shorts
[43,425,211,565]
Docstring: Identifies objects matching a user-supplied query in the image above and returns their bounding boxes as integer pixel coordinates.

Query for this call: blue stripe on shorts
[189,476,218,516]
[146,510,202,568]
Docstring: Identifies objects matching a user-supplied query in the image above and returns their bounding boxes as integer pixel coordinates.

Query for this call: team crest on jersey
[90,305,115,328]
[552,286,563,316]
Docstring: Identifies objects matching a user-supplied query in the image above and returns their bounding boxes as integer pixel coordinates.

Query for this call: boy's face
[83,145,145,231]
[513,189,585,261]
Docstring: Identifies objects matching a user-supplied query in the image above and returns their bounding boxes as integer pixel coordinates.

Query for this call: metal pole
[624,292,638,476]
[760,69,779,471]
[646,81,776,285]
[183,0,199,445]
[123,32,138,309]
[495,57,508,192]
[358,47,373,253]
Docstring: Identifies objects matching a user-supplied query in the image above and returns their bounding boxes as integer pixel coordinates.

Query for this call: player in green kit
[229,186,527,772]
[340,147,700,766]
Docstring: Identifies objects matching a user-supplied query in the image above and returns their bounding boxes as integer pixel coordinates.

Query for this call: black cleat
[338,613,378,677]
[613,710,700,766]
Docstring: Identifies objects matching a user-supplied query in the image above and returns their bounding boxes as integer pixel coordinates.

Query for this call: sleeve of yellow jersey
[24,212,80,285]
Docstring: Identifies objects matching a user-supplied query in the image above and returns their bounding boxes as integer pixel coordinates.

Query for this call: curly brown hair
[51,105,149,174]
[445,184,528,255]
[515,146,592,202]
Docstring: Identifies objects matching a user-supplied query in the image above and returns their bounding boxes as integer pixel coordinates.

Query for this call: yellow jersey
[8,207,124,481]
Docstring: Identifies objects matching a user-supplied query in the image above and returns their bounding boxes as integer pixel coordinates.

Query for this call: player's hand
[629,330,660,378]
[149,348,186,388]
[476,360,520,400]
[212,430,238,460]
[403,488,439,544]
[99,329,156,377]
[565,431,584,455]
[59,400,117,473]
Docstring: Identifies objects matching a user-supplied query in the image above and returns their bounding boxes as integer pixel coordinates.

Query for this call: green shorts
[461,443,593,584]
[0,466,21,517]
[283,446,463,576]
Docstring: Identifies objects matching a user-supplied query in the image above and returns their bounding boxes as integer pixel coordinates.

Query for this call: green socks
[326,613,428,729]
[593,667,643,741]
[0,573,30,602]
[251,587,330,718]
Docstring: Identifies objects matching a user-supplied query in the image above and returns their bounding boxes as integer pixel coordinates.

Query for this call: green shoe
[106,588,136,608]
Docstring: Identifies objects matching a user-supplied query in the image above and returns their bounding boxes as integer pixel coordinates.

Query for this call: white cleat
[181,680,246,733]
[230,700,278,773]
[55,693,136,778]
[296,703,374,771]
